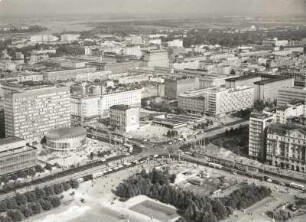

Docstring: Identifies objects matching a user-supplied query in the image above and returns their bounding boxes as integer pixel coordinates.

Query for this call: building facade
[71,89,142,119]
[45,127,87,152]
[110,105,139,132]
[0,137,37,176]
[3,84,71,142]
[165,77,199,100]
[248,112,275,160]
[277,87,306,106]
[143,49,170,68]
[266,124,306,172]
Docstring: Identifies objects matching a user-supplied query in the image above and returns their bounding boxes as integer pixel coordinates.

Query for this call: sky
[0,0,305,17]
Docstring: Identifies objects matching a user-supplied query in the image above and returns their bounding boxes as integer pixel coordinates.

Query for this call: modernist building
[254,76,294,102]
[143,49,170,68]
[178,86,254,116]
[0,137,37,176]
[225,74,294,102]
[43,67,97,82]
[277,87,306,106]
[248,112,275,160]
[45,127,87,152]
[110,105,139,132]
[165,77,199,100]
[3,83,71,142]
[71,89,142,119]
[266,124,306,172]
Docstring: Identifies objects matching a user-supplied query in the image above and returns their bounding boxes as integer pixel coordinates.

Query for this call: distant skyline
[0,0,305,17]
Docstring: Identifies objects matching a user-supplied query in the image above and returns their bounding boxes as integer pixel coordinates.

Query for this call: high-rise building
[0,137,38,176]
[248,112,275,160]
[3,83,71,142]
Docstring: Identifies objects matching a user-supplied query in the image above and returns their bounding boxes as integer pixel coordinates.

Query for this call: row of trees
[0,179,79,222]
[116,169,271,222]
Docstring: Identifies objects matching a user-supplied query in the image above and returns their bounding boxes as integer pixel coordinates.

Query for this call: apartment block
[3,83,71,142]
[110,105,139,132]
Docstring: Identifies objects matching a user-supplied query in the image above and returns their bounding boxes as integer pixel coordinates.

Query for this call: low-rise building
[0,137,37,176]
[45,127,87,152]
[110,105,139,132]
[277,87,306,106]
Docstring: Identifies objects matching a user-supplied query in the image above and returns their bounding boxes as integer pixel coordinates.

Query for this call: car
[80,198,86,203]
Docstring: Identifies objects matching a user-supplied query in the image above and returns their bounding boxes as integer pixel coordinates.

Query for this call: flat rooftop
[0,137,24,146]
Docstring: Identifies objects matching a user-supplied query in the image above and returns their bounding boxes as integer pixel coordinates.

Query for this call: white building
[61,34,80,42]
[167,39,183,47]
[122,45,142,57]
[178,86,254,116]
[248,112,275,160]
[71,89,142,119]
[110,105,139,132]
[276,104,306,124]
[30,35,59,43]
[3,84,71,142]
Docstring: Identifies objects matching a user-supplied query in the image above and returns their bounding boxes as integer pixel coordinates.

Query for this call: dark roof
[110,105,131,111]
[254,76,293,85]
[268,123,306,136]
[46,127,86,140]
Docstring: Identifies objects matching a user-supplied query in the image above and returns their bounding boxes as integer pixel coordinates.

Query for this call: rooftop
[110,104,132,111]
[46,127,86,140]
[0,137,24,146]
[268,123,306,136]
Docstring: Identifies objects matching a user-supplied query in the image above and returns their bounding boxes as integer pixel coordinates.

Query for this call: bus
[208,162,223,169]
[289,183,305,191]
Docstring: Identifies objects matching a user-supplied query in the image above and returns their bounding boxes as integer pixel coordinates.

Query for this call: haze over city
[0,0,306,222]
[0,0,305,17]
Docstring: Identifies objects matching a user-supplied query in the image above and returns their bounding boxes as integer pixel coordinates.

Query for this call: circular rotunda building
[45,127,87,152]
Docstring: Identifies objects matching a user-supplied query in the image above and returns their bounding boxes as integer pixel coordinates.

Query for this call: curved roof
[46,127,86,140]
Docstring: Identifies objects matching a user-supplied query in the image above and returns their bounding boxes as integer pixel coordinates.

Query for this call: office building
[248,112,275,160]
[30,35,58,43]
[277,87,306,106]
[110,105,139,132]
[0,137,37,176]
[266,124,306,172]
[254,76,294,102]
[165,77,199,100]
[143,49,170,68]
[71,89,141,119]
[43,67,97,82]
[3,83,71,142]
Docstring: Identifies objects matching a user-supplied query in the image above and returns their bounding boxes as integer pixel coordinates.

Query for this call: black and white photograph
[0,0,306,221]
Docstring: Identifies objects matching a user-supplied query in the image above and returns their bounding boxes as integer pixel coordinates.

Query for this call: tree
[6,199,18,210]
[0,201,7,212]
[35,165,44,173]
[7,210,23,221]
[15,194,27,206]
[62,182,72,191]
[30,202,42,215]
[53,183,64,195]
[0,216,12,222]
[35,188,46,199]
[39,199,52,211]
[44,186,55,196]
[50,197,61,208]
[70,179,79,189]
[25,191,37,203]
[20,206,32,218]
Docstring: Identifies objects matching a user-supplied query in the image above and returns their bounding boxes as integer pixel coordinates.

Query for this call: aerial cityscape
[0,0,306,222]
